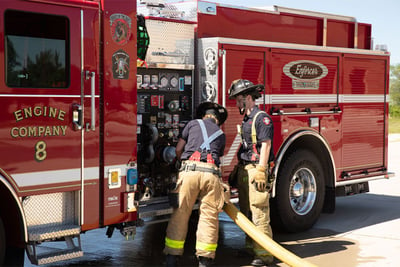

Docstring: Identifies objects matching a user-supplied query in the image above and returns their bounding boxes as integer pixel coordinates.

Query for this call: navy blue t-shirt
[238,106,274,163]
[180,118,226,166]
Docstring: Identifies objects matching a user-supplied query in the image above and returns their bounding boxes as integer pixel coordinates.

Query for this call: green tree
[390,64,400,106]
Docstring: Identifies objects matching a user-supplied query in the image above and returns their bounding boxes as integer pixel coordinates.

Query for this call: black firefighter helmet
[195,102,228,126]
[228,79,264,99]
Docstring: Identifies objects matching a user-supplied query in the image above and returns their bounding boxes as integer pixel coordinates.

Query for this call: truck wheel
[0,217,5,264]
[0,215,24,266]
[272,149,325,232]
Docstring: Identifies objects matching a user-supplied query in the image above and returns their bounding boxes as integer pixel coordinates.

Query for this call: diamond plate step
[28,224,80,241]
[35,247,83,265]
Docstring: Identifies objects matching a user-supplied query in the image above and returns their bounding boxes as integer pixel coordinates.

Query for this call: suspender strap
[238,111,265,162]
[197,119,223,150]
[251,111,265,144]
[251,111,266,161]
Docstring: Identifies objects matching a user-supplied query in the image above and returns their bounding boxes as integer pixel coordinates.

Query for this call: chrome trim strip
[139,63,195,70]
[336,172,394,186]
[11,164,127,187]
[80,9,85,226]
[213,37,389,57]
[222,49,227,107]
[256,94,385,105]
[0,94,99,98]
[341,94,385,103]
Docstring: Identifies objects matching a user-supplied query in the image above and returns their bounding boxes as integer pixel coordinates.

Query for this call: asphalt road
[25,135,400,267]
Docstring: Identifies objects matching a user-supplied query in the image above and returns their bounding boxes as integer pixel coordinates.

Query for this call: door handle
[86,71,96,131]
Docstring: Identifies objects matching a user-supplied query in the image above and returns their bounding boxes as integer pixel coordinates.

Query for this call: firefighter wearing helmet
[164,102,228,267]
[228,79,275,266]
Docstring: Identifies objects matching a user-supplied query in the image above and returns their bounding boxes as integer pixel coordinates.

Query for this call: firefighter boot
[198,256,213,267]
[251,255,274,267]
[165,254,179,267]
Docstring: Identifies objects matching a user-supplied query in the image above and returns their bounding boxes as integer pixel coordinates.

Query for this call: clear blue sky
[210,0,399,65]
[164,0,398,65]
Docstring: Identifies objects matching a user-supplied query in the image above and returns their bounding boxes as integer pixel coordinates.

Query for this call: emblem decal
[112,50,130,79]
[283,60,328,90]
[110,13,132,45]
[263,117,271,126]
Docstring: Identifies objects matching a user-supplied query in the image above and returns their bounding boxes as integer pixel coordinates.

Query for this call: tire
[0,217,5,265]
[272,149,325,232]
[0,216,24,266]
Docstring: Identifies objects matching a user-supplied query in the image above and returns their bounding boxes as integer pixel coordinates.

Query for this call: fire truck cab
[0,0,393,265]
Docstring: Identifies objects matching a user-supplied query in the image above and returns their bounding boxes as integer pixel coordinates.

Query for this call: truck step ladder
[26,224,83,265]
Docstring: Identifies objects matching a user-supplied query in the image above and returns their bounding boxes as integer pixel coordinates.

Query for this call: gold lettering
[58,110,65,121]
[28,127,37,137]
[38,126,45,136]
[13,106,67,122]
[60,125,67,135]
[14,110,23,122]
[9,125,69,138]
[44,126,52,136]
[53,126,60,136]
[19,127,27,137]
[23,107,33,119]
[11,127,19,138]
[48,107,57,118]
[33,106,42,117]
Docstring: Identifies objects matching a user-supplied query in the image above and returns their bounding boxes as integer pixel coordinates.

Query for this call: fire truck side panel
[101,0,137,226]
[198,6,322,46]
[0,0,100,264]
[197,2,371,49]
[340,56,388,178]
[0,2,83,192]
[356,23,372,50]
[203,35,389,232]
[326,20,355,48]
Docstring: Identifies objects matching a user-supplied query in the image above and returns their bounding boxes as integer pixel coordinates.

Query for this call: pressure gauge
[170,76,178,88]
[160,76,169,88]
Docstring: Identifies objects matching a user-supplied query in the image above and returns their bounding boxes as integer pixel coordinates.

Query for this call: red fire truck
[0,0,393,265]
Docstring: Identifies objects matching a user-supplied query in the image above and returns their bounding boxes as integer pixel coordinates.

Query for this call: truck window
[5,10,69,88]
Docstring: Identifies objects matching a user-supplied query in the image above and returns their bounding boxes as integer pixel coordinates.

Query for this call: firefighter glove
[247,164,267,192]
[221,182,231,204]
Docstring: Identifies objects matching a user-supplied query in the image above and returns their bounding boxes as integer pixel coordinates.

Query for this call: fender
[271,130,336,197]
[0,170,28,243]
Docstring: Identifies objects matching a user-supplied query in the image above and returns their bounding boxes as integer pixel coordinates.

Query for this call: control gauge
[160,76,169,88]
[170,76,178,88]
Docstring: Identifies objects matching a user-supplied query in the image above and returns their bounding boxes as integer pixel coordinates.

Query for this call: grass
[389,116,400,134]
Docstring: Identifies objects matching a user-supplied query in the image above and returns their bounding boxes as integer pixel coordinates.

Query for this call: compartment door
[220,46,266,176]
[1,6,84,194]
[81,7,101,229]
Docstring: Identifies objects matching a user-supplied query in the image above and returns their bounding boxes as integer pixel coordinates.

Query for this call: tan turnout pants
[237,163,273,261]
[164,161,225,259]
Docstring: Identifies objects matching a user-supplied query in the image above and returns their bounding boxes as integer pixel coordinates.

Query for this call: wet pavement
[25,136,400,267]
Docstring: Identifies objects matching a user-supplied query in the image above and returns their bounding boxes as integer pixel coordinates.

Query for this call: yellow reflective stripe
[251,111,265,144]
[196,241,217,252]
[165,237,185,249]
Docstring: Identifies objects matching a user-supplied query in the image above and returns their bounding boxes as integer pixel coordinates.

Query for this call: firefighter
[228,79,275,266]
[164,102,228,267]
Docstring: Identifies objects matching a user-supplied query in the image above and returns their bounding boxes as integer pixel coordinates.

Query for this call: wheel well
[0,180,26,249]
[276,133,336,213]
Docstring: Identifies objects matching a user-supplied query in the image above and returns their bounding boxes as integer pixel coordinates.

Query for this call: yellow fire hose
[223,202,317,267]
